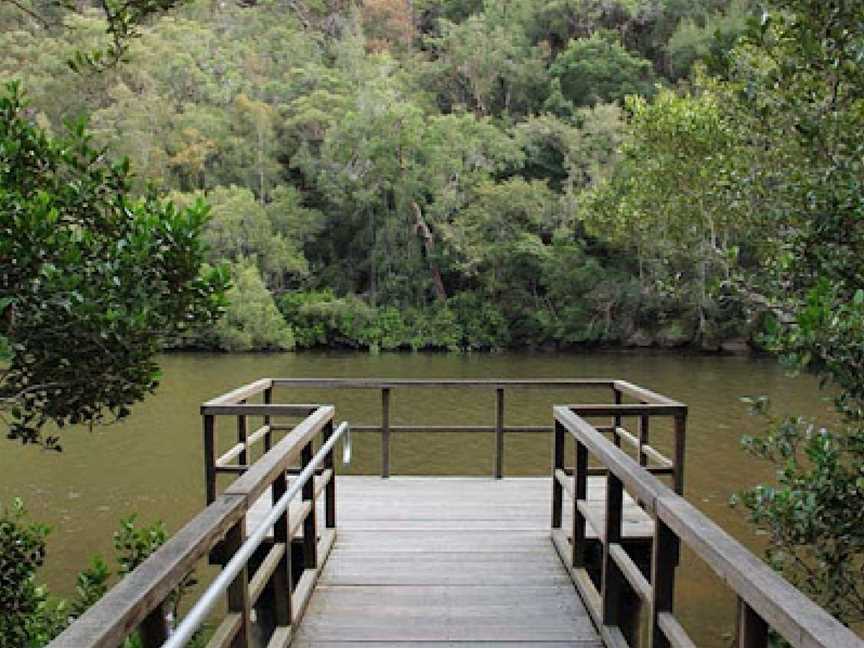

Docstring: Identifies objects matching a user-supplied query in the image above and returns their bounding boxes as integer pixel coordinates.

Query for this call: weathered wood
[673,413,687,494]
[263,386,273,452]
[737,598,769,648]
[650,519,678,648]
[202,379,272,408]
[301,442,318,570]
[601,473,624,627]
[217,424,270,468]
[48,494,245,648]
[494,388,505,479]
[249,542,286,606]
[271,471,293,629]
[324,421,336,528]
[204,414,216,505]
[612,380,686,408]
[381,387,391,478]
[201,403,320,417]
[639,414,649,467]
[555,407,677,512]
[270,378,614,389]
[569,403,687,417]
[609,542,651,604]
[572,441,587,568]
[225,406,334,505]
[350,425,552,434]
[205,613,242,648]
[656,612,696,648]
[657,494,864,648]
[552,420,565,528]
[236,403,248,466]
[137,604,168,648]
[224,520,251,648]
[294,478,600,646]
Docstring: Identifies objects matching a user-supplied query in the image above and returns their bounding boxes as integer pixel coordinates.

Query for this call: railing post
[736,598,768,648]
[324,420,336,528]
[572,439,588,568]
[204,414,216,505]
[612,387,622,447]
[551,419,565,528]
[673,411,687,495]
[494,388,504,479]
[381,387,391,478]
[601,473,625,629]
[138,603,169,647]
[271,470,293,630]
[302,441,318,569]
[650,518,678,648]
[639,413,649,467]
[264,385,273,453]
[225,519,252,647]
[237,400,248,466]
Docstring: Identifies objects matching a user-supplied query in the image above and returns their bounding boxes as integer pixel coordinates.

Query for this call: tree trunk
[411,201,447,303]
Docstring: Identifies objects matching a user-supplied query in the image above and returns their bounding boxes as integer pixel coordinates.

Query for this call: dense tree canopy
[0,0,765,358]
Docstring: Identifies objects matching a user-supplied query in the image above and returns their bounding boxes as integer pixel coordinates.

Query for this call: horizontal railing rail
[49,404,343,648]
[551,405,864,648]
[204,378,682,481]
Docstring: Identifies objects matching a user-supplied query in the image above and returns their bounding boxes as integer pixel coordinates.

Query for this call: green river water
[0,350,838,645]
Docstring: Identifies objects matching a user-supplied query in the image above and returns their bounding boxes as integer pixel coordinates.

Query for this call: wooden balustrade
[246,378,657,479]
[551,405,864,648]
[48,400,341,648]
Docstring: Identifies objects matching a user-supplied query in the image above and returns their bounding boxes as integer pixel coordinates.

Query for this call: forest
[1,0,760,352]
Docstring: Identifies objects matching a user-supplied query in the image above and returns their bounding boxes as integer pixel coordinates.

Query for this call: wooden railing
[205,378,682,481]
[49,400,345,648]
[551,405,864,648]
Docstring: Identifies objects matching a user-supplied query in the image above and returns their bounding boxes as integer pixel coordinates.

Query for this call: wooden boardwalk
[281,477,606,647]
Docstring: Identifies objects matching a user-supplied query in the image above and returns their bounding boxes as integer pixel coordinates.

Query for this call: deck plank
[279,477,607,647]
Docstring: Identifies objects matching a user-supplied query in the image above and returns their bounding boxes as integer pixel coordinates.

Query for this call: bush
[0,501,198,647]
[0,500,66,648]
[210,261,295,351]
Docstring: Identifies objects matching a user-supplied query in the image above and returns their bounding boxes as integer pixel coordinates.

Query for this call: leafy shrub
[0,502,198,647]
[0,499,66,648]
[211,261,295,351]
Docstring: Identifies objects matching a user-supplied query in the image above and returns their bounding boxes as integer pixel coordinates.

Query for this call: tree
[728,0,864,625]
[211,260,295,352]
[548,32,656,109]
[580,84,748,342]
[0,82,228,448]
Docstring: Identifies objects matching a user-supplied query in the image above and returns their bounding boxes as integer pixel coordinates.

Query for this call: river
[0,350,837,645]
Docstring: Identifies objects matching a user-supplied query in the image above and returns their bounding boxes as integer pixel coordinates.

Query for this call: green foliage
[666,0,751,80]
[278,290,510,351]
[714,0,864,626]
[211,261,295,352]
[736,399,864,625]
[548,33,656,110]
[0,499,65,648]
[0,502,196,646]
[1,0,760,369]
[0,82,228,448]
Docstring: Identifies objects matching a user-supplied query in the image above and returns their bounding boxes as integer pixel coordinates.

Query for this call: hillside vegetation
[3,0,763,351]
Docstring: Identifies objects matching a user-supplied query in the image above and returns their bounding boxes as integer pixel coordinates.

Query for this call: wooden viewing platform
[291,476,602,646]
[49,378,864,648]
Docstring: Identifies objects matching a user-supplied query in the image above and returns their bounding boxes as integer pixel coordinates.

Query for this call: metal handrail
[164,421,350,648]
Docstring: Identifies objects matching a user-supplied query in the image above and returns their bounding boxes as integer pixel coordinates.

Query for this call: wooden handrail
[205,378,682,480]
[49,406,341,648]
[551,406,864,648]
